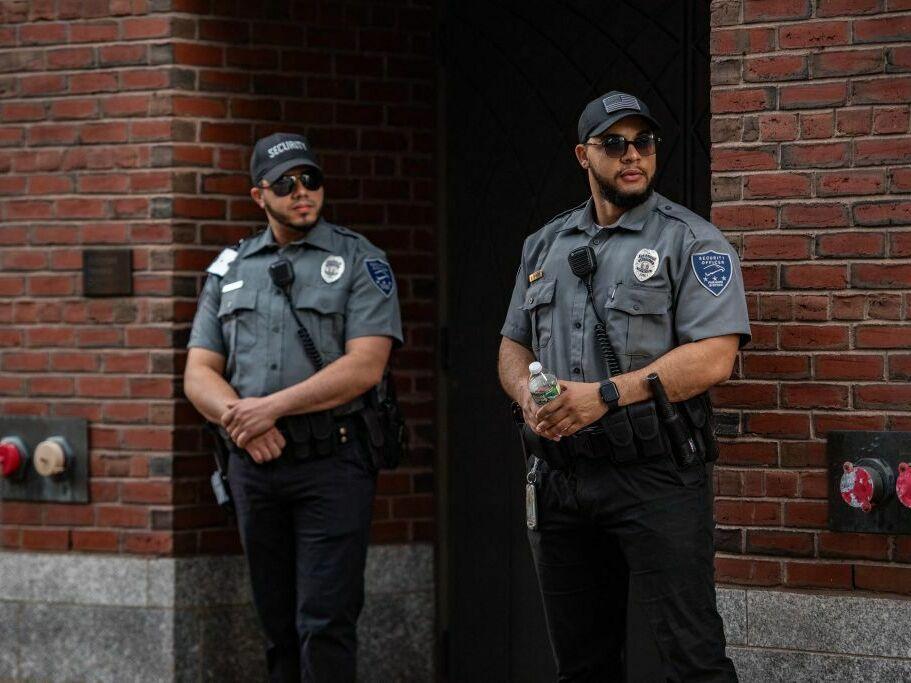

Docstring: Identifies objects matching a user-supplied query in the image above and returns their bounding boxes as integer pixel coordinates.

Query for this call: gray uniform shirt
[501,192,751,383]
[188,218,403,411]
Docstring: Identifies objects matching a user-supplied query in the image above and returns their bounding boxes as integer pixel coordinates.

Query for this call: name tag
[221,280,243,293]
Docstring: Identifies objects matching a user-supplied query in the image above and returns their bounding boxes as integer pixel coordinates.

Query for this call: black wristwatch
[599,380,620,411]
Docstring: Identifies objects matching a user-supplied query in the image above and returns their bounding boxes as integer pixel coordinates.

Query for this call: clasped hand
[522,380,608,441]
[222,397,279,450]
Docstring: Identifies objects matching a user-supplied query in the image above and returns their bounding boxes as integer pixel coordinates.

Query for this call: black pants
[228,437,376,683]
[527,450,738,683]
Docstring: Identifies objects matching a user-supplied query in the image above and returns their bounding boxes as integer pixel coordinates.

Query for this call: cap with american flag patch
[577,90,660,143]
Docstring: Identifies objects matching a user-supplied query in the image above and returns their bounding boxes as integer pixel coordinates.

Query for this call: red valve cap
[0,441,22,478]
[840,463,875,512]
[897,463,911,509]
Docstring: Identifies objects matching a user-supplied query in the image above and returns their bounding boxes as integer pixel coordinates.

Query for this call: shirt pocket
[605,284,672,364]
[217,287,258,355]
[294,285,347,360]
[520,278,556,351]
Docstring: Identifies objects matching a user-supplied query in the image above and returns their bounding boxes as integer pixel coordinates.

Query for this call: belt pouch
[309,412,336,457]
[284,415,311,459]
[683,393,719,462]
[600,408,638,464]
[628,400,669,460]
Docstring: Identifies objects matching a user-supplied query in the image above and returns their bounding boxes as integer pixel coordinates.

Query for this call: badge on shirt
[691,250,733,296]
[321,255,345,284]
[364,259,395,298]
[206,248,238,277]
[633,249,659,282]
[529,270,544,283]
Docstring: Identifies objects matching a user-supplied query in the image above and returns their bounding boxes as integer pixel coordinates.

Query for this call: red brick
[782,265,848,290]
[714,557,782,586]
[780,203,848,228]
[711,28,776,56]
[759,113,799,141]
[816,0,883,16]
[711,88,776,114]
[873,106,910,134]
[853,77,911,105]
[785,562,852,589]
[716,500,781,526]
[836,108,872,135]
[99,44,148,66]
[855,565,911,595]
[96,505,149,528]
[746,530,813,556]
[854,15,911,43]
[854,201,911,227]
[781,141,850,168]
[743,354,810,379]
[855,138,911,165]
[889,46,911,71]
[779,21,851,48]
[783,500,828,528]
[853,264,911,289]
[121,16,171,39]
[818,232,885,258]
[800,112,835,139]
[817,170,885,197]
[717,441,779,466]
[815,354,884,380]
[20,23,68,45]
[712,382,778,408]
[812,49,883,78]
[123,531,173,555]
[743,234,810,260]
[890,354,911,380]
[70,21,118,42]
[743,173,811,199]
[47,47,94,70]
[814,413,886,435]
[22,529,69,551]
[781,383,849,408]
[745,412,811,439]
[70,72,118,94]
[711,204,778,230]
[50,98,98,120]
[855,384,911,409]
[743,0,811,21]
[1,102,45,122]
[173,43,224,67]
[744,55,808,82]
[72,530,119,552]
[780,82,847,110]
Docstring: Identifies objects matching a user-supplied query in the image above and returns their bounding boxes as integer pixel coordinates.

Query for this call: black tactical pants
[228,434,376,683]
[527,449,738,682]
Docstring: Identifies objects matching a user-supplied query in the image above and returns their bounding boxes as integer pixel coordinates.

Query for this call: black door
[441,2,711,680]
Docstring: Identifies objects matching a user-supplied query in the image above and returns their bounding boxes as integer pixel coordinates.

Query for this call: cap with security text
[577,91,661,143]
[250,132,321,186]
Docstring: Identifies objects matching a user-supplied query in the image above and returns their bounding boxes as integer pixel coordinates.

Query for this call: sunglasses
[587,132,660,159]
[265,170,324,196]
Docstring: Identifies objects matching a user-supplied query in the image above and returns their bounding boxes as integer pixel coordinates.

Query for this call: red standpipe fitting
[840,461,876,513]
[0,440,24,478]
[896,463,911,509]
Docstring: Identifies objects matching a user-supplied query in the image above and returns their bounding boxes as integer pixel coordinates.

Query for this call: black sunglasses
[587,132,660,159]
[265,170,323,196]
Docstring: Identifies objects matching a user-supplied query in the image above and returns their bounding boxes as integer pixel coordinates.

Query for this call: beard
[263,199,321,232]
[592,165,655,210]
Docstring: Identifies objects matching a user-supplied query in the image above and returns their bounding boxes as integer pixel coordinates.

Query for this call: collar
[242,218,337,258]
[560,192,658,237]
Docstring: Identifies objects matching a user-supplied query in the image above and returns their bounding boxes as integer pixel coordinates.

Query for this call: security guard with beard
[184,133,402,682]
[498,92,750,681]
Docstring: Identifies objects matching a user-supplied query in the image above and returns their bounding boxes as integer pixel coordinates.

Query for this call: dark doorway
[439,2,711,680]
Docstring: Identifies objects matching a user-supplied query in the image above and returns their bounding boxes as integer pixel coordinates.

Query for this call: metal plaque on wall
[82,249,133,297]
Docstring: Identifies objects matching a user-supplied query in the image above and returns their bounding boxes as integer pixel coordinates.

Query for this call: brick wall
[710,0,911,592]
[0,0,435,554]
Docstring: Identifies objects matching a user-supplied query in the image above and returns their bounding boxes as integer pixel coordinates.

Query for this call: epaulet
[543,199,588,229]
[655,199,718,239]
[328,223,359,239]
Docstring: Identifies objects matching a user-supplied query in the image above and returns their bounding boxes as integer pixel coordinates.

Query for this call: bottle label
[531,383,561,405]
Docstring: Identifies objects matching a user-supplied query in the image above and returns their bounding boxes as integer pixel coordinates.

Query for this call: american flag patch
[603,93,641,115]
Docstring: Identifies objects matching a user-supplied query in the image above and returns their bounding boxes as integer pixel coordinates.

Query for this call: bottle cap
[528,361,542,374]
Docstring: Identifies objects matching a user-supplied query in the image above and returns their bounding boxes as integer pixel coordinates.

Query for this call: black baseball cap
[577,91,661,143]
[250,132,321,186]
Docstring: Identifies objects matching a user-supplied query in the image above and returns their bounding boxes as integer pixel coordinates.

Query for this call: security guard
[498,92,750,681]
[184,132,403,682]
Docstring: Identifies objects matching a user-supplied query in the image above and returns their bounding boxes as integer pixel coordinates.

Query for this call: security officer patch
[321,255,345,283]
[691,250,732,296]
[364,259,395,297]
[633,249,659,282]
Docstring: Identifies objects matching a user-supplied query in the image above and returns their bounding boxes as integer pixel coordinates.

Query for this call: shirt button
[272,326,279,333]
[574,322,582,329]
[593,238,601,245]
[633,304,640,311]
[572,367,580,374]
[270,363,277,370]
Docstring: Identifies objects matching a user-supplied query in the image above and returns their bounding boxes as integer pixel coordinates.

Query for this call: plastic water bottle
[528,361,561,405]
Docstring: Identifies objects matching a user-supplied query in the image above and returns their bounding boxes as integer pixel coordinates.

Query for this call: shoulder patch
[206,248,238,277]
[364,258,395,298]
[691,250,732,297]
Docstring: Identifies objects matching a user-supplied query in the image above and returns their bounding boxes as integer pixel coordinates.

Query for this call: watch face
[600,381,619,404]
